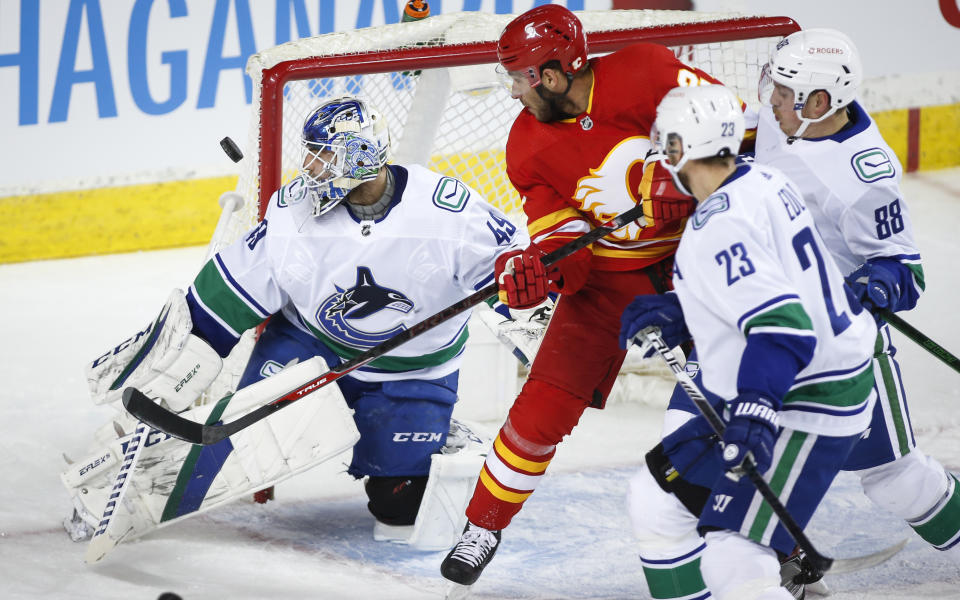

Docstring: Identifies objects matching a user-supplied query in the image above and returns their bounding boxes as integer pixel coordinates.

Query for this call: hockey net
[206,10,800,417]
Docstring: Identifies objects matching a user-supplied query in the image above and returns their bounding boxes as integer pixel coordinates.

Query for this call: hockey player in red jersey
[440,4,732,589]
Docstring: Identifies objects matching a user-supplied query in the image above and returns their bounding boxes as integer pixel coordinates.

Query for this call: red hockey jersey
[506,42,727,272]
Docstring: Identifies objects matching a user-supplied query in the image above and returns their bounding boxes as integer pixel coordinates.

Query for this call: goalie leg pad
[63,356,359,550]
[87,289,222,411]
[404,418,492,551]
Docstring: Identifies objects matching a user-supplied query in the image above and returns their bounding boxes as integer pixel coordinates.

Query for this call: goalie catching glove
[86,289,222,412]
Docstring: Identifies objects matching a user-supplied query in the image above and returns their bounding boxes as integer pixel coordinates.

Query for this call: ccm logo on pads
[392,432,444,442]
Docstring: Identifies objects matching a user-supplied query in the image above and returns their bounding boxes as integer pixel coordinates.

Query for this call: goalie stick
[879,309,960,374]
[637,328,835,574]
[124,203,649,445]
[84,422,148,563]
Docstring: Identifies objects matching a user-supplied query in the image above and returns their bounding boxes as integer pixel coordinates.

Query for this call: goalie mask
[759,28,862,139]
[652,85,744,196]
[300,97,390,217]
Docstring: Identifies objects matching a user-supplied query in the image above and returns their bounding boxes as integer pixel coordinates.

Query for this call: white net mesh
[204,9,798,409]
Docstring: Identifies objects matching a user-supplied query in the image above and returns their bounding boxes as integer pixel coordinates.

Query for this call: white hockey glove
[86,289,222,412]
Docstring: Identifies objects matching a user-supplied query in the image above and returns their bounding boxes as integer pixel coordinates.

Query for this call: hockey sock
[465,379,588,530]
[639,543,709,600]
[466,418,555,530]
[908,474,960,555]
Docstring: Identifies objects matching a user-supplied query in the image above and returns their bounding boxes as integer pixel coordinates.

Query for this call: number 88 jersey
[755,102,922,279]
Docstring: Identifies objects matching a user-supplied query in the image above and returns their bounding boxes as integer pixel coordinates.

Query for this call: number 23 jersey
[672,162,877,436]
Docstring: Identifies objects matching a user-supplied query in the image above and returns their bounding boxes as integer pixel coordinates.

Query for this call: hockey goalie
[63,292,492,563]
[60,95,522,563]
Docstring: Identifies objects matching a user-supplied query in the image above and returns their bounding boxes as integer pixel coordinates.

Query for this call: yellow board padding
[918,103,960,171]
[1,176,237,264]
[871,109,909,169]
[429,149,522,216]
[872,103,960,172]
[6,103,960,266]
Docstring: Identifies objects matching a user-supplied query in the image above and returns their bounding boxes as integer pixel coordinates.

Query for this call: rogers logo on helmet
[808,47,843,55]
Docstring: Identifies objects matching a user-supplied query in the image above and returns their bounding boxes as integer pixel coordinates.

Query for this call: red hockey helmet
[497,4,588,88]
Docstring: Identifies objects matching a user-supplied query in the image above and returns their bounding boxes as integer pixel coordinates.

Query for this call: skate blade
[444,581,473,600]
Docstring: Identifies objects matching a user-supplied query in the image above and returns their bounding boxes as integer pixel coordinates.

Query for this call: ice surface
[2,169,959,599]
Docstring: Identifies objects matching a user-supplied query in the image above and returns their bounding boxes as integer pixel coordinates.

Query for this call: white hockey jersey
[673,162,877,436]
[755,102,923,286]
[189,164,529,382]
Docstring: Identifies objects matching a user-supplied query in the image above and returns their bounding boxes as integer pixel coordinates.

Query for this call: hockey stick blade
[124,204,648,445]
[829,537,908,575]
[122,388,202,444]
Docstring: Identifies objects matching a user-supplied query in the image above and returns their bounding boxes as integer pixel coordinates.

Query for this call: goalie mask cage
[210,10,800,415]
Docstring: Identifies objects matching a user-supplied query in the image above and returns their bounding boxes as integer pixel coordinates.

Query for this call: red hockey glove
[495,247,550,309]
[533,237,593,296]
[641,159,697,223]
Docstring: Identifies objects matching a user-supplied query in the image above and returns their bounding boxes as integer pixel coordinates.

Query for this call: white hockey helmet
[759,28,863,137]
[652,85,744,195]
[300,96,390,217]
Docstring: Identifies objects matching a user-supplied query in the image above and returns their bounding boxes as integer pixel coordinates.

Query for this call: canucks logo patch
[277,177,308,207]
[316,267,414,346]
[433,177,470,212]
[691,193,730,230]
[851,148,896,183]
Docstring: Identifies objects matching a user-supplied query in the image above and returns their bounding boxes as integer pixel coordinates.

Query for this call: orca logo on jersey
[315,266,415,346]
[851,148,896,183]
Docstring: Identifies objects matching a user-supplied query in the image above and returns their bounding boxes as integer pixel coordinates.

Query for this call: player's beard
[532,85,578,122]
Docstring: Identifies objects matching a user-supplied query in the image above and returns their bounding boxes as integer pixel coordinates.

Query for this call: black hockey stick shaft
[639,329,834,573]
[124,203,648,445]
[879,309,960,373]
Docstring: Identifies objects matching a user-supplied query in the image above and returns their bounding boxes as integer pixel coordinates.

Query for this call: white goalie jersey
[755,102,922,278]
[672,162,878,436]
[190,164,529,382]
